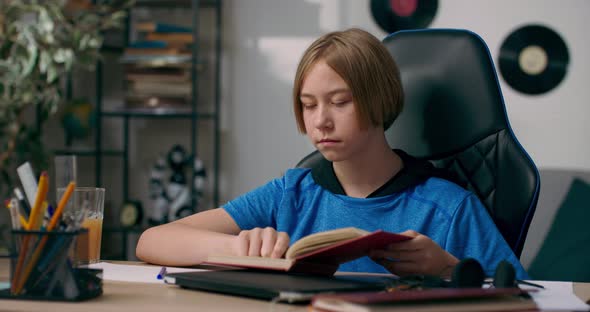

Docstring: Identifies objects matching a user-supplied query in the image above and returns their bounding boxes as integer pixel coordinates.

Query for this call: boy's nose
[314,105,333,130]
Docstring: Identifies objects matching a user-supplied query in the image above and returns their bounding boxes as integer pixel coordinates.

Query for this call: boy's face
[299,61,378,162]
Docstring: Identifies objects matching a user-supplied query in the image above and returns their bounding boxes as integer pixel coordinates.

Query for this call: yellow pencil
[11,171,48,294]
[26,172,49,231]
[19,216,28,229]
[48,181,75,230]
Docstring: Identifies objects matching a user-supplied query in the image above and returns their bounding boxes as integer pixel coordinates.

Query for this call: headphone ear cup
[493,260,517,288]
[451,258,485,288]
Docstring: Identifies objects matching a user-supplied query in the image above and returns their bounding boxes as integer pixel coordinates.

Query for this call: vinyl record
[370,0,438,33]
[498,24,569,95]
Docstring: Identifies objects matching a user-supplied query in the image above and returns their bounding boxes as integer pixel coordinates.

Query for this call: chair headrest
[384,29,509,158]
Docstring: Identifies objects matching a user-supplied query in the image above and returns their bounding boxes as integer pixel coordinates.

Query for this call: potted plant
[0,0,134,197]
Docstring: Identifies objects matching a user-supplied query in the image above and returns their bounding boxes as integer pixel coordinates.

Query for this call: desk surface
[1,258,589,311]
[0,258,302,312]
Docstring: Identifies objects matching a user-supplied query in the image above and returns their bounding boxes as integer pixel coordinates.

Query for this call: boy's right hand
[234,227,290,258]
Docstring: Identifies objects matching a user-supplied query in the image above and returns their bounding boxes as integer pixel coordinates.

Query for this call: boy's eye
[332,99,350,105]
[302,102,316,109]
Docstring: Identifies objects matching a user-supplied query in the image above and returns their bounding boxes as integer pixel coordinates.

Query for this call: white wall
[219,0,589,267]
[221,0,589,200]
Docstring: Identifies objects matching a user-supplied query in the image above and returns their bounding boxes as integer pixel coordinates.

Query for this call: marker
[13,187,31,219]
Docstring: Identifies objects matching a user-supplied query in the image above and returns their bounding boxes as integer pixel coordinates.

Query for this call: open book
[205,227,410,276]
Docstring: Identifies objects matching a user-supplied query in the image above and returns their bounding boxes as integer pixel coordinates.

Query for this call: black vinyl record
[370,0,438,33]
[498,24,569,95]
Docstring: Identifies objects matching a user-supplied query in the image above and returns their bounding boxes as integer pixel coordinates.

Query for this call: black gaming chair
[296,29,540,259]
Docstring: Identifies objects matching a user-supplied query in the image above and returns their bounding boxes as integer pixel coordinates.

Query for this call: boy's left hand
[369,230,459,278]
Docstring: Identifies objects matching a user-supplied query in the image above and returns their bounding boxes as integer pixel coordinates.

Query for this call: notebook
[164,270,394,303]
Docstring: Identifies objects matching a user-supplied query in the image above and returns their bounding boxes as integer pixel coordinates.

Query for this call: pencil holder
[0,229,102,301]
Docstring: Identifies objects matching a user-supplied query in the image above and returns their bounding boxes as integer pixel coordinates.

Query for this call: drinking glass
[58,187,105,265]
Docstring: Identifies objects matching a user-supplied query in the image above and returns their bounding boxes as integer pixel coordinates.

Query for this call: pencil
[13,181,75,294]
[48,181,75,230]
[8,198,21,230]
[11,171,48,294]
[14,182,75,295]
[19,216,28,229]
[27,172,49,231]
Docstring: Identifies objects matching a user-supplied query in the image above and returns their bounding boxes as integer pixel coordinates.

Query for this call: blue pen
[157,267,167,280]
[47,204,55,218]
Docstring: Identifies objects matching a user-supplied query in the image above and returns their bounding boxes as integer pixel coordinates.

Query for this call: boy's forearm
[136,222,236,266]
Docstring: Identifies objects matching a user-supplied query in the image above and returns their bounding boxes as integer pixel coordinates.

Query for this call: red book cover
[311,288,537,312]
[205,229,410,276]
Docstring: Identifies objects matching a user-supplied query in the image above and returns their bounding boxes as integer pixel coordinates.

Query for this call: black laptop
[164,270,394,303]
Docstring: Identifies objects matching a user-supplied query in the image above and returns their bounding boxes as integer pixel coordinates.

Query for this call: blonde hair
[293,28,404,133]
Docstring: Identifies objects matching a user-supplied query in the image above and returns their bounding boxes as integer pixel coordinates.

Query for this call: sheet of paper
[0,282,9,290]
[87,262,207,284]
[523,280,590,311]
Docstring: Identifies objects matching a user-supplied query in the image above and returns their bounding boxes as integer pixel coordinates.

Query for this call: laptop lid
[164,270,392,302]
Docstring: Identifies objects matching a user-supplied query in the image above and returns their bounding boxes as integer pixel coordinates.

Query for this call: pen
[518,280,545,289]
[47,204,54,217]
[157,267,167,280]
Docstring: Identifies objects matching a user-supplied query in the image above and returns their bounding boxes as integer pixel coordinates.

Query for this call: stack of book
[120,22,197,110]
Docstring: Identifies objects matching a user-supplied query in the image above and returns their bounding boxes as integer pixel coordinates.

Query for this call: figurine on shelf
[148,144,207,226]
[148,156,170,226]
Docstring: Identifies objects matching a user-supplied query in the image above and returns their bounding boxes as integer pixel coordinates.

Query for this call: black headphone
[398,258,518,289]
[452,258,517,288]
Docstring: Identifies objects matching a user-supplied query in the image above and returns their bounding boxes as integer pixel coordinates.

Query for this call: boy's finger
[236,231,250,256]
[248,230,263,257]
[271,232,290,258]
[260,228,277,257]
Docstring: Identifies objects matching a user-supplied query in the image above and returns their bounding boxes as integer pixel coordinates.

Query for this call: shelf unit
[56,0,222,259]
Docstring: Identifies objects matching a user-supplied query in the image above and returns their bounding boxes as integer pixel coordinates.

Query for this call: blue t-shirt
[223,168,528,279]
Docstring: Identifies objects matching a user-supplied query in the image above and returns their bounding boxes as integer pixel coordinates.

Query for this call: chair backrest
[296,29,540,258]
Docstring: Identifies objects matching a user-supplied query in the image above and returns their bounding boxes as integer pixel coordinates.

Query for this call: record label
[518,45,548,75]
[370,0,438,33]
[391,0,418,17]
[498,24,569,95]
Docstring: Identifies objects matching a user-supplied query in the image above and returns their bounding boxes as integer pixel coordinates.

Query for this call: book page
[86,262,206,284]
[206,255,293,270]
[286,227,369,259]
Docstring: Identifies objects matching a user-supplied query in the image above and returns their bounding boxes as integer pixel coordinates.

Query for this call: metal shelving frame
[56,0,222,259]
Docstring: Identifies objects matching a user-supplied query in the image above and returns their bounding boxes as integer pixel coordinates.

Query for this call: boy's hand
[369,230,459,278]
[234,227,290,258]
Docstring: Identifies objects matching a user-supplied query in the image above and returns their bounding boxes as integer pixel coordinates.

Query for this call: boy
[136,28,527,279]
